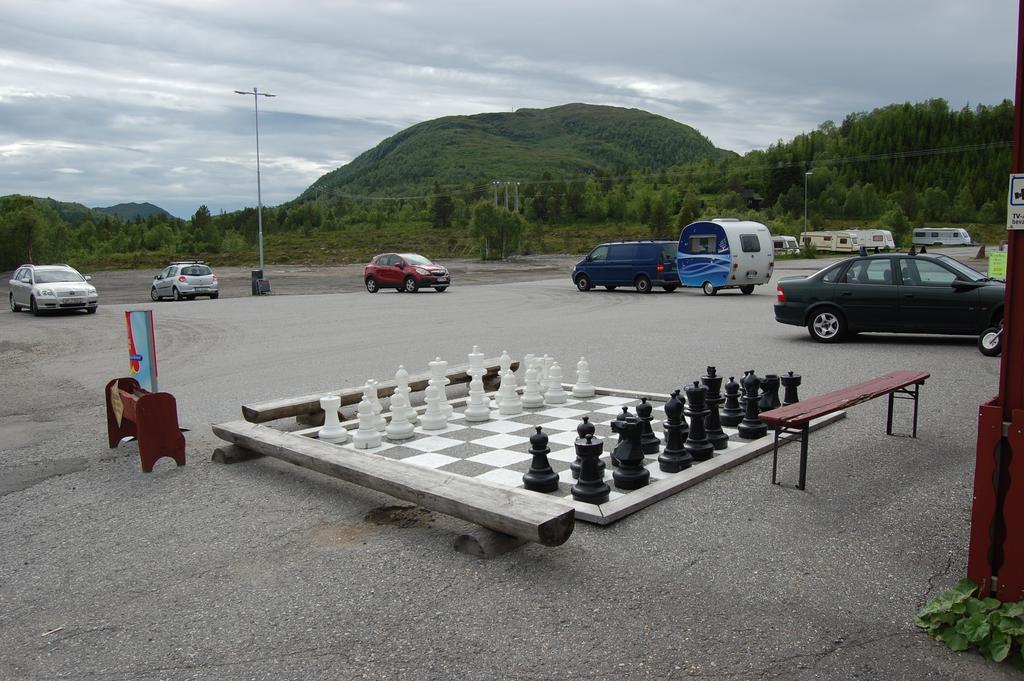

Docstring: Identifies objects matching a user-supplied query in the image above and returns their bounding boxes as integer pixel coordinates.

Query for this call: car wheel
[604,286,617,291]
[978,327,1003,357]
[807,308,846,343]
[210,293,219,300]
[150,287,160,301]
[87,307,97,314]
[662,285,678,292]
[403,276,419,293]
[634,275,652,294]
[740,285,755,295]
[173,287,183,301]
[575,274,592,292]
[702,281,717,296]
[30,296,40,316]
[365,277,379,293]
[434,286,448,292]
[9,294,19,312]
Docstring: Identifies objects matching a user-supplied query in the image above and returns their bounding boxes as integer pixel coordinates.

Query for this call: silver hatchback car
[151,261,219,301]
[9,264,99,315]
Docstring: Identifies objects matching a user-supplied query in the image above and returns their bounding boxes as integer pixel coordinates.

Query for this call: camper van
[677,219,774,295]
[771,235,800,255]
[847,229,896,252]
[912,228,973,246]
[801,230,862,253]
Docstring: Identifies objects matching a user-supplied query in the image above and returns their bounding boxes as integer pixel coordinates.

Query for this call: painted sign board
[125,310,158,392]
[988,251,1008,279]
[1009,174,1024,230]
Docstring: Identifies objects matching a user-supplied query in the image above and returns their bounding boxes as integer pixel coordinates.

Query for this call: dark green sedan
[774,252,1005,342]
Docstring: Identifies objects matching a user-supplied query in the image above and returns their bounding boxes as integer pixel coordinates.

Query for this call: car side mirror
[952,280,981,291]
[585,255,593,262]
[85,275,92,281]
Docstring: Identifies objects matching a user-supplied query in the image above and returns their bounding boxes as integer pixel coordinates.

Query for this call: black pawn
[781,371,802,406]
[738,372,768,439]
[571,416,603,479]
[609,415,650,489]
[702,366,729,451]
[758,374,782,412]
[636,397,661,455]
[523,426,559,493]
[571,434,610,504]
[683,381,715,462]
[658,389,693,473]
[720,376,744,427]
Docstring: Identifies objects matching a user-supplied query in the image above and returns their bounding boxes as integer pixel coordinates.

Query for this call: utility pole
[504,181,509,210]
[493,180,499,207]
[234,87,276,278]
[514,181,520,212]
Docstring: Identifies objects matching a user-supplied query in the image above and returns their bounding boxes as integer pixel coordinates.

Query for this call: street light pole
[803,170,813,245]
[234,87,276,276]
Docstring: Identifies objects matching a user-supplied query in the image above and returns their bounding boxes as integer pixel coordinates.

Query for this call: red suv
[364,253,450,293]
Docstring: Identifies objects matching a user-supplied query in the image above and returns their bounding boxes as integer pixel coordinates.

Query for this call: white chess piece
[395,365,418,425]
[540,355,554,394]
[491,351,516,409]
[317,395,349,443]
[420,384,449,431]
[544,362,568,405]
[463,368,491,422]
[385,389,416,441]
[363,380,387,432]
[572,356,596,398]
[429,357,453,419]
[521,364,545,408]
[497,369,523,415]
[468,345,485,374]
[352,397,383,449]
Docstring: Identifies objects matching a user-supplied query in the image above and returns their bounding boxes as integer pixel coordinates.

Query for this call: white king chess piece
[572,356,596,398]
[317,395,349,443]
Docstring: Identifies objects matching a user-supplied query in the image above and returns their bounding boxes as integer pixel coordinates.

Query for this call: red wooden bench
[760,370,929,490]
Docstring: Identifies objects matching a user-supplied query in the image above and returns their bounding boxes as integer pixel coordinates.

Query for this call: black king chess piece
[571,434,610,504]
[759,373,782,412]
[738,371,768,439]
[702,366,729,451]
[720,376,744,427]
[683,381,715,462]
[609,415,650,489]
[570,416,603,479]
[658,388,693,473]
[781,371,802,406]
[636,397,661,455]
[523,426,559,493]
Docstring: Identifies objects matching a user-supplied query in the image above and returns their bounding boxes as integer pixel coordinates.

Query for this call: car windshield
[931,254,988,282]
[34,268,84,283]
[403,254,433,266]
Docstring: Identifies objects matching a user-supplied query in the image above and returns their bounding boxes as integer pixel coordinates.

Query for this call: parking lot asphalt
[0,247,1014,680]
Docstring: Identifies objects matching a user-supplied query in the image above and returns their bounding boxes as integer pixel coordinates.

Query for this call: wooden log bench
[760,370,929,490]
[241,357,516,424]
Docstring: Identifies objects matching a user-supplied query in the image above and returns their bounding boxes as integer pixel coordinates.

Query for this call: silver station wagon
[9,264,98,315]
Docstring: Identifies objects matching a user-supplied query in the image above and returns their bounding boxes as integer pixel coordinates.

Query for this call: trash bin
[251,269,263,296]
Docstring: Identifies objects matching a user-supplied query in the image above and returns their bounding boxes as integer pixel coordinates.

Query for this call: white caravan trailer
[912,228,973,246]
[801,230,862,253]
[677,218,774,295]
[848,229,896,252]
[772,235,800,255]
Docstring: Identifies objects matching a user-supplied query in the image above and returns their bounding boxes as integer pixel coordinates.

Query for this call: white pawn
[463,370,492,422]
[572,356,596,398]
[521,364,545,408]
[544,362,568,405]
[498,369,523,415]
[429,357,454,419]
[352,397,383,449]
[385,389,416,441]
[363,380,387,432]
[395,365,418,425]
[317,395,349,443]
[420,384,449,431]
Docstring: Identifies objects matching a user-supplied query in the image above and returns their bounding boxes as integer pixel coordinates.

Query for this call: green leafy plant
[915,579,1024,663]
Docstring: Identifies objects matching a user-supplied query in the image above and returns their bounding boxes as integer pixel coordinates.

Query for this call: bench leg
[886,391,895,436]
[912,383,920,438]
[771,428,781,485]
[798,424,810,491]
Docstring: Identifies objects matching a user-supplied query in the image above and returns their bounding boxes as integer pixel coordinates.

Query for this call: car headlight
[87,287,97,295]
[37,288,55,297]
[415,267,429,275]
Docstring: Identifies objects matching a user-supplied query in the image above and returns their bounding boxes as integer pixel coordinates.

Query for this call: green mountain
[303,103,733,199]
[92,202,172,221]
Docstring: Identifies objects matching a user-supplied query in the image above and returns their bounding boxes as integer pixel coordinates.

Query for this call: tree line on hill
[0,98,1013,271]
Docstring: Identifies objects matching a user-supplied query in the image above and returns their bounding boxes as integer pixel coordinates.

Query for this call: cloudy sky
[0,0,1018,218]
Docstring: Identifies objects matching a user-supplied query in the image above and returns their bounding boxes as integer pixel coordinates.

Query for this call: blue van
[571,240,679,293]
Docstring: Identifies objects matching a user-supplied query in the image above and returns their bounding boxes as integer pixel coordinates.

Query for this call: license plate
[63,297,82,303]
[436,278,449,283]
[194,288,208,293]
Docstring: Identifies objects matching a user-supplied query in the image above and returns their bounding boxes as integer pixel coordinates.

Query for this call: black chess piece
[738,372,768,439]
[609,415,650,489]
[683,381,714,462]
[781,371,802,406]
[758,374,782,412]
[571,434,610,504]
[702,366,729,451]
[720,376,744,427]
[523,426,559,493]
[571,416,603,479]
[611,406,630,467]
[658,389,693,473]
[636,397,661,455]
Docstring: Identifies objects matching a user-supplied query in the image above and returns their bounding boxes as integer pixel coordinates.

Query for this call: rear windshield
[181,265,212,276]
[660,243,676,261]
[34,268,84,283]
[739,234,761,253]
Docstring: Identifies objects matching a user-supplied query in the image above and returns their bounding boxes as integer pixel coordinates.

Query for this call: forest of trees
[0,98,1014,271]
